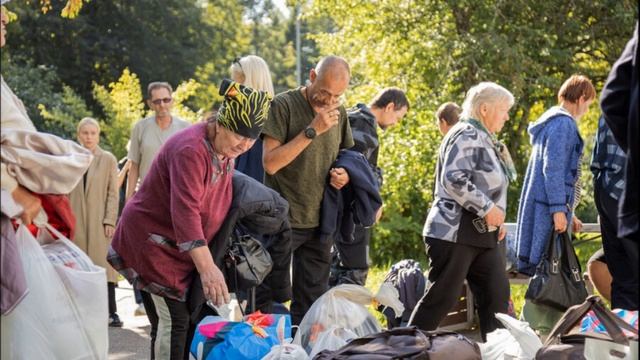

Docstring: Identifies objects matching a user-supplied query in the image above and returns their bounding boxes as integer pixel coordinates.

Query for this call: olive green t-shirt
[262,87,354,228]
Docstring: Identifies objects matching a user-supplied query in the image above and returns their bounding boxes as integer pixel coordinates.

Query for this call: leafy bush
[92,68,145,159]
[1,56,92,139]
[307,0,631,265]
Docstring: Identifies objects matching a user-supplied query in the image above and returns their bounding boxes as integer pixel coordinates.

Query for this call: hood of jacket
[528,106,575,139]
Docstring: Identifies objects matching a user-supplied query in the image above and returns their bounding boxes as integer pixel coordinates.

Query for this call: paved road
[108,281,150,360]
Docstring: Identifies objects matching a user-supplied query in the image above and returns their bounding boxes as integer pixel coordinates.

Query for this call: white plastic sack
[478,328,514,360]
[261,343,309,360]
[42,224,108,358]
[262,316,308,360]
[374,282,405,318]
[308,326,358,359]
[293,284,401,354]
[496,313,543,359]
[1,225,107,359]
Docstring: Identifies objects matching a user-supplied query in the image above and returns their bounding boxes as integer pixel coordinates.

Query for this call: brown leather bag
[536,295,638,359]
[312,326,481,360]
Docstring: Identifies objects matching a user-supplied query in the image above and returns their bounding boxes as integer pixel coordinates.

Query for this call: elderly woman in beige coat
[69,117,121,327]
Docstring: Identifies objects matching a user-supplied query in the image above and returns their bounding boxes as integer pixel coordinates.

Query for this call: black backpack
[312,327,481,360]
[377,259,427,328]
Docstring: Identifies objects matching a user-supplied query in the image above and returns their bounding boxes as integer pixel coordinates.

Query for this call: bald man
[262,55,355,324]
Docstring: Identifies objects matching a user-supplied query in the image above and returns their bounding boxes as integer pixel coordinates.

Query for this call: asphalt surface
[108,281,150,360]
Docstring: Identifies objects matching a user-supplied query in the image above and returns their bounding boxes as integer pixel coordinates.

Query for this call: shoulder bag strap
[591,298,638,344]
[560,232,583,282]
[547,230,560,274]
[543,296,597,346]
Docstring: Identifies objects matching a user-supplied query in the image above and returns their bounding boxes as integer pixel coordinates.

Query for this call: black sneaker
[109,313,123,327]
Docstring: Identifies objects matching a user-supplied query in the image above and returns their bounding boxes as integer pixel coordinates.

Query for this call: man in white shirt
[125,82,190,202]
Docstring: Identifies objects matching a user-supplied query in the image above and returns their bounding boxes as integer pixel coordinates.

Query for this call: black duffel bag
[313,326,481,360]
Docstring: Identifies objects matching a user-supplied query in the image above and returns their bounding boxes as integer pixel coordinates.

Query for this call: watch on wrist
[304,126,317,139]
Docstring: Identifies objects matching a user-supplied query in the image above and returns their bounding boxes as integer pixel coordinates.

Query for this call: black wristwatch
[304,126,317,139]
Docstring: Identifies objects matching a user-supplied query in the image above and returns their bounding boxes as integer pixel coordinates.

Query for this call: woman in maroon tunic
[108,80,271,359]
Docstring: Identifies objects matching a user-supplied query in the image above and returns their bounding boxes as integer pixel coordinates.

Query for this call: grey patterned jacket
[423,121,508,242]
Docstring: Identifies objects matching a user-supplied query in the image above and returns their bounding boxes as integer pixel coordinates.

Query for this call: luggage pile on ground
[189,277,638,359]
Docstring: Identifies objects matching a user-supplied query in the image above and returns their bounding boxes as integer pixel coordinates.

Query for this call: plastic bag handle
[44,222,69,241]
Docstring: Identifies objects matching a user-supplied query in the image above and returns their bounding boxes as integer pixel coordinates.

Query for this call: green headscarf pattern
[217,79,272,139]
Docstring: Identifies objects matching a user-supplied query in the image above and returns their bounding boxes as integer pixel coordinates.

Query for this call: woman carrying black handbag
[515,75,596,337]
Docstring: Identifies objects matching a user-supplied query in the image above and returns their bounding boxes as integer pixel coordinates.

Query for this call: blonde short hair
[230,55,274,97]
[461,82,515,120]
[77,117,100,133]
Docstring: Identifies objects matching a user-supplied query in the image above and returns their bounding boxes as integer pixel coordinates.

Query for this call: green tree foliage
[38,85,93,138]
[92,68,145,160]
[171,79,205,124]
[243,0,297,93]
[3,0,298,152]
[5,0,235,112]
[292,0,338,84]
[39,0,87,18]
[1,56,92,139]
[190,0,252,111]
[308,0,636,264]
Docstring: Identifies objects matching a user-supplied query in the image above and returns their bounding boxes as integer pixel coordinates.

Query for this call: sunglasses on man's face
[151,97,172,105]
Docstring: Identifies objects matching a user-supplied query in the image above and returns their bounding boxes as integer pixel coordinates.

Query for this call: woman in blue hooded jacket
[515,75,596,276]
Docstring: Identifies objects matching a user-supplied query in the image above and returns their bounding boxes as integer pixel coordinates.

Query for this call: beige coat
[69,146,119,282]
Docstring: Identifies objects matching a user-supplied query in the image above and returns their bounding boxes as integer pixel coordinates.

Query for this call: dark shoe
[109,313,123,327]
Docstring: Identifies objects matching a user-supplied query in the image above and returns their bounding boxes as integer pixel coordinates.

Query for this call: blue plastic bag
[190,313,292,360]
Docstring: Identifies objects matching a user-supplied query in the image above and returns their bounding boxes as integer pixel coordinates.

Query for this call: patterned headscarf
[217,79,272,139]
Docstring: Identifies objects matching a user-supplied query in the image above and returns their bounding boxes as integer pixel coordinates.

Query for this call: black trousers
[408,237,509,341]
[290,227,333,325]
[141,290,192,360]
[329,224,370,286]
[595,178,639,310]
[107,282,117,315]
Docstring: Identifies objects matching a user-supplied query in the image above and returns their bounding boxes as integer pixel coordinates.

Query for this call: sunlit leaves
[39,0,86,18]
[93,68,145,160]
[307,0,635,264]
